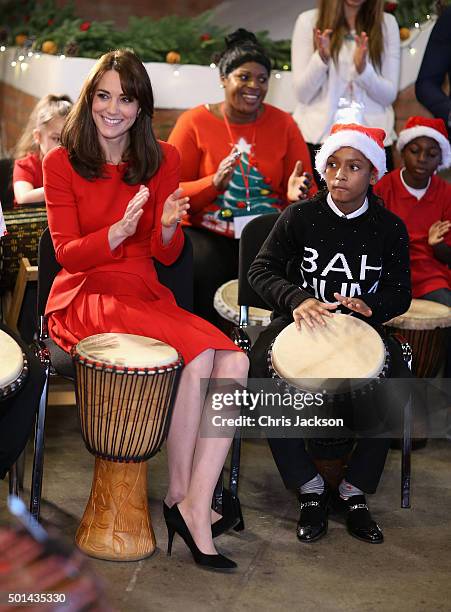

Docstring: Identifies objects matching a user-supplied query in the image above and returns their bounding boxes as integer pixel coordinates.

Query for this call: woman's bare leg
[178,350,249,554]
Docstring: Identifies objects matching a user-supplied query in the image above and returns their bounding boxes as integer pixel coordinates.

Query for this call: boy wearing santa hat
[248,123,411,545]
[374,116,451,307]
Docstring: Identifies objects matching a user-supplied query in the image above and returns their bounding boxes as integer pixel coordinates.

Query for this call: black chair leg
[30,363,50,521]
[401,394,412,509]
[229,432,244,531]
[8,450,25,496]
[213,471,224,512]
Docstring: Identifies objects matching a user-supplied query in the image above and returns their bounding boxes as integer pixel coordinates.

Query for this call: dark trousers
[184,226,239,327]
[250,316,407,493]
[0,323,45,479]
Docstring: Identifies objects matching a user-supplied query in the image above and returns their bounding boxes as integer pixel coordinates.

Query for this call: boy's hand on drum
[428,220,451,246]
[108,185,149,250]
[161,187,190,227]
[287,161,312,202]
[213,148,241,191]
[333,293,372,317]
[292,298,337,330]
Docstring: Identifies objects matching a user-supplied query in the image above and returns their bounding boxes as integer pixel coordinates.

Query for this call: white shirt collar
[400,167,430,200]
[327,192,368,219]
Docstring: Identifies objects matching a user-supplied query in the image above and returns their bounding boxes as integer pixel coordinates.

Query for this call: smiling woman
[168,28,316,326]
[42,48,250,572]
[91,72,140,162]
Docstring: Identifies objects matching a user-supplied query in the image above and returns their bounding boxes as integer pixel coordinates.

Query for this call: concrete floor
[1,401,451,612]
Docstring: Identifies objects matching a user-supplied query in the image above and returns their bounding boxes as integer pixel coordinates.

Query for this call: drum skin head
[214,279,271,325]
[76,333,179,368]
[271,315,385,394]
[386,298,451,330]
[0,329,23,387]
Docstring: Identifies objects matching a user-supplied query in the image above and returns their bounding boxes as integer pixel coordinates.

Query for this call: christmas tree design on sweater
[198,137,282,237]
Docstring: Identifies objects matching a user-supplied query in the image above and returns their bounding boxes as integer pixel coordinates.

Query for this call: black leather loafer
[344,495,384,544]
[296,485,330,543]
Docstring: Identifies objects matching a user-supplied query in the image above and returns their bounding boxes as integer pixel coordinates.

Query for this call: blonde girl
[13,94,72,206]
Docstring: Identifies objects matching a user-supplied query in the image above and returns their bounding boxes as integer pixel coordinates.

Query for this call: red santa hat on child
[315,123,387,181]
[396,116,451,170]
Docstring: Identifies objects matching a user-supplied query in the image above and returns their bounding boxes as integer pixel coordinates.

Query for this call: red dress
[42,143,240,363]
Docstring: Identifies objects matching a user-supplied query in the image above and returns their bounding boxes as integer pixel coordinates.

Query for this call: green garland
[1,0,449,70]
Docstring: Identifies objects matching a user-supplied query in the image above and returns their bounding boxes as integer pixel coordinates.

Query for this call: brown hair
[14,94,72,160]
[61,49,162,184]
[316,0,385,72]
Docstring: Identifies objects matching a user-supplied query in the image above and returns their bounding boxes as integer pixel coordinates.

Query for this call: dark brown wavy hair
[316,0,385,72]
[61,49,162,184]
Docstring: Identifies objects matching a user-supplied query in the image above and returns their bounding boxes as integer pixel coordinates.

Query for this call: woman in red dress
[43,49,248,570]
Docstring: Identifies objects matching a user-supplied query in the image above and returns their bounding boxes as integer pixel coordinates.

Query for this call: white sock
[300,473,325,495]
[338,479,364,500]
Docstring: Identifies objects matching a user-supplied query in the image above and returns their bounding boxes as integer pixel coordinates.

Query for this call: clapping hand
[428,220,451,246]
[287,160,313,202]
[354,31,368,74]
[334,293,372,317]
[108,185,149,250]
[213,148,241,191]
[314,28,333,64]
[161,188,190,228]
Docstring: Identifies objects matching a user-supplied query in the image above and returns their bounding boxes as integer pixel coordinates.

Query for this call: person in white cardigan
[292,0,400,186]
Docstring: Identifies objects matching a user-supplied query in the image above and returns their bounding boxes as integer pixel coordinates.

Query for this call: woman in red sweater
[168,29,316,325]
[43,49,248,571]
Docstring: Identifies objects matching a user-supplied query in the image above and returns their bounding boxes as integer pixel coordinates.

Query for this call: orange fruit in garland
[166,51,181,64]
[15,34,27,46]
[399,27,411,41]
[42,40,58,54]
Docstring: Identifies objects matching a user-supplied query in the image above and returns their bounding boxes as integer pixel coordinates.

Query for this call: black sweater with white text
[248,191,411,326]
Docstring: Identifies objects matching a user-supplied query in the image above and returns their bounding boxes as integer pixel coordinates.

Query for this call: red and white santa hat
[315,123,387,181]
[396,116,451,170]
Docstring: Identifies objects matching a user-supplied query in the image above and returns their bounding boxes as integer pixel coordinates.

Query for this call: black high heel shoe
[164,504,237,571]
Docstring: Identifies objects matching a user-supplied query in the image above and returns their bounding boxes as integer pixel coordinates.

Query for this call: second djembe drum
[72,333,183,561]
[386,298,451,377]
[214,279,271,327]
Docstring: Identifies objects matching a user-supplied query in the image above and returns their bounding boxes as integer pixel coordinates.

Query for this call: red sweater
[374,168,451,297]
[168,104,316,237]
[13,152,43,207]
[42,143,184,316]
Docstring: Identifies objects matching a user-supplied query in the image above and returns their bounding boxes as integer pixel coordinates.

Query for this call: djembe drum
[385,299,451,378]
[268,315,390,487]
[386,299,451,446]
[0,328,29,401]
[214,279,271,327]
[71,333,183,562]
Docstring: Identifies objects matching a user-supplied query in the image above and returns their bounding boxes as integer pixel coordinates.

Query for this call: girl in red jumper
[374,116,451,307]
[13,94,72,206]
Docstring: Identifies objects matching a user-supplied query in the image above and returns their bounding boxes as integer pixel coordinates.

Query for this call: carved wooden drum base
[76,458,156,561]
